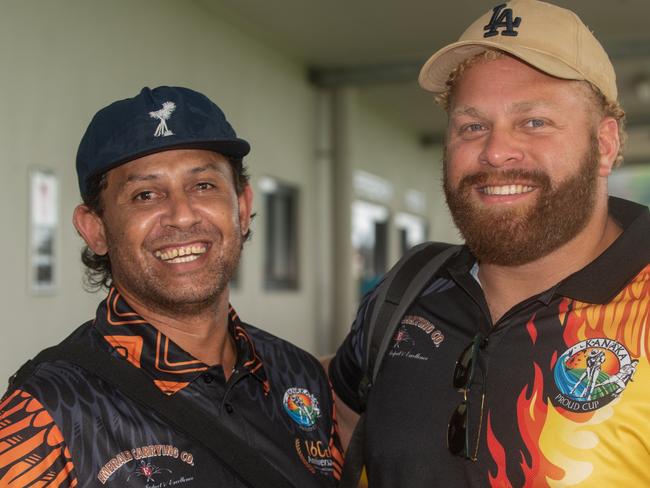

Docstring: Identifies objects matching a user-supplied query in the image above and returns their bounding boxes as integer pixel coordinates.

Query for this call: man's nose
[479,126,524,168]
[160,192,201,230]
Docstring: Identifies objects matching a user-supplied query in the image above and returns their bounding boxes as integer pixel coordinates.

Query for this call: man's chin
[146,287,225,314]
[452,200,554,265]
[114,273,229,315]
[458,205,533,234]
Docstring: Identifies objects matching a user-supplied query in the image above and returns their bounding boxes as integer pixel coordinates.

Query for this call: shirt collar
[95,287,269,395]
[555,197,650,303]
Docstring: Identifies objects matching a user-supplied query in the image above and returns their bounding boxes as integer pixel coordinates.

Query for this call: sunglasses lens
[452,343,474,389]
[449,335,484,460]
[447,402,468,456]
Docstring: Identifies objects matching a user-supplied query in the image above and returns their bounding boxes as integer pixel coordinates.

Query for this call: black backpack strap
[360,242,460,404]
[11,342,295,488]
[340,242,461,488]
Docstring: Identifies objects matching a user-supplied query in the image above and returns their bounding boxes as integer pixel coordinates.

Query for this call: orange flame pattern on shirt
[487,266,649,486]
[560,266,650,357]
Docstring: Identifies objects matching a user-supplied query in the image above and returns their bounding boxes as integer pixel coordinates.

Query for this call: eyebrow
[449,106,485,119]
[125,173,162,183]
[451,100,560,120]
[189,163,225,175]
[508,100,559,112]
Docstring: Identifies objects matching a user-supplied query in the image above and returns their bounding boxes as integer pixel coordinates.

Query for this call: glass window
[395,212,428,255]
[260,177,299,290]
[352,200,389,298]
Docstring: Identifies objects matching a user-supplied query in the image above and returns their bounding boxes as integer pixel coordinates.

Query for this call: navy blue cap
[76,86,250,198]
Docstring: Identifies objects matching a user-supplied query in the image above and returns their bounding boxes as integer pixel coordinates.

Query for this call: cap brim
[418,40,587,93]
[81,137,250,197]
[171,138,251,159]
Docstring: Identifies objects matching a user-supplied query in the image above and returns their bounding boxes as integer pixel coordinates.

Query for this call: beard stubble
[107,225,243,317]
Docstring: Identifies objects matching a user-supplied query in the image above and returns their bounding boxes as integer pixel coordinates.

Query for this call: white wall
[0,0,458,381]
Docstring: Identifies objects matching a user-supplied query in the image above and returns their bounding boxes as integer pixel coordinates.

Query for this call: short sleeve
[0,389,77,487]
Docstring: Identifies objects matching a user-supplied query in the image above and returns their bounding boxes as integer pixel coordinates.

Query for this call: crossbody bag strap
[12,342,295,488]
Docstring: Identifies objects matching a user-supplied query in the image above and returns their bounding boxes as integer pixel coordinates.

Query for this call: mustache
[457,168,552,189]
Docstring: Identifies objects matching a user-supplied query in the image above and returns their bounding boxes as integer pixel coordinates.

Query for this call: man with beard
[328,1,650,486]
[0,87,342,487]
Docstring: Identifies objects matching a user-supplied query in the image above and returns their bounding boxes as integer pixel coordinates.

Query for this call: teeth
[166,255,200,264]
[482,185,533,196]
[154,244,207,262]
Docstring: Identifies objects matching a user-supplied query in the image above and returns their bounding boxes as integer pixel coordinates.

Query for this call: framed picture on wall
[29,168,58,294]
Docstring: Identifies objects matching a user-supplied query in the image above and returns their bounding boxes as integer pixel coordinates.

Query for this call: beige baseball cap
[418,0,617,102]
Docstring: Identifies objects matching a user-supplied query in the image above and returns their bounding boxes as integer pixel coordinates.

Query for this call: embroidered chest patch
[388,315,445,362]
[283,388,321,430]
[552,338,638,412]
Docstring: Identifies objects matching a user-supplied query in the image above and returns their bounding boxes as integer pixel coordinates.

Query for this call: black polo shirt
[0,288,343,487]
[331,197,650,487]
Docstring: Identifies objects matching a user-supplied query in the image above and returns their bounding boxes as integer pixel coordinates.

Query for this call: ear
[238,184,254,237]
[596,117,620,177]
[73,204,108,255]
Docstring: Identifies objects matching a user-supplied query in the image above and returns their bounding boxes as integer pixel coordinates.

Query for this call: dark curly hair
[80,156,251,291]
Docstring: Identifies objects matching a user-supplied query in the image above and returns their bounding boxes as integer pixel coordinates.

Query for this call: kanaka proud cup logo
[553,338,638,412]
[283,388,321,430]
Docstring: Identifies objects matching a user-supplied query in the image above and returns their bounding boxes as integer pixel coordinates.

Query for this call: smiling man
[0,87,342,487]
[329,1,650,486]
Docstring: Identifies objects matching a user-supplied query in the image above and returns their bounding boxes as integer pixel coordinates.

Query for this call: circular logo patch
[283,388,321,429]
[553,338,638,412]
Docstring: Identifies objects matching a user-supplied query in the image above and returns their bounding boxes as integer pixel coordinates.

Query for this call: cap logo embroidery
[483,3,521,38]
[149,101,176,137]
